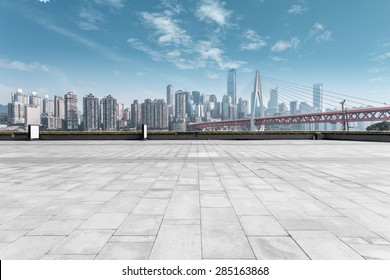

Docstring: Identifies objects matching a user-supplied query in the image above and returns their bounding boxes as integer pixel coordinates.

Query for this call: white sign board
[29,125,40,140]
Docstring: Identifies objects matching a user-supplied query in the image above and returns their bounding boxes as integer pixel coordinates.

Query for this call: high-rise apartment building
[101,95,117,131]
[42,95,54,116]
[222,95,232,120]
[8,102,25,125]
[131,100,141,129]
[227,68,237,105]
[154,99,168,130]
[64,92,79,130]
[237,98,249,119]
[290,101,298,115]
[209,94,219,119]
[54,95,65,119]
[172,90,187,131]
[313,83,323,112]
[83,94,100,131]
[175,90,186,119]
[141,99,154,128]
[192,91,201,105]
[267,87,278,115]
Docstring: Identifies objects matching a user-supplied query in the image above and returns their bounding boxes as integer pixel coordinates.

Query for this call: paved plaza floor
[0,140,390,260]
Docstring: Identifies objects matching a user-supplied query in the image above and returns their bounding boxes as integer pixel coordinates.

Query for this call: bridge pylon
[250,70,264,131]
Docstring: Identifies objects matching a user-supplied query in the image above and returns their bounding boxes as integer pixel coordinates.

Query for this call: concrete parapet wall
[1,131,390,142]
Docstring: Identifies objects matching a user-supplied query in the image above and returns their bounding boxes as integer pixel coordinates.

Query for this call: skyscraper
[175,90,186,119]
[227,68,237,105]
[54,95,65,119]
[192,91,200,105]
[166,84,174,106]
[222,95,232,120]
[313,83,323,112]
[154,99,168,130]
[209,94,219,119]
[290,101,298,115]
[131,100,141,129]
[237,98,249,119]
[166,84,174,118]
[64,92,79,130]
[101,95,117,131]
[267,87,278,115]
[83,94,100,131]
[172,90,187,131]
[141,99,154,128]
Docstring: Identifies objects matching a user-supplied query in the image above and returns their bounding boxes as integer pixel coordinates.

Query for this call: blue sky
[1,0,390,107]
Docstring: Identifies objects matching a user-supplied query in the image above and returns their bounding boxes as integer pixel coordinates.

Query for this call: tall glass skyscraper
[313,83,323,112]
[227,68,237,106]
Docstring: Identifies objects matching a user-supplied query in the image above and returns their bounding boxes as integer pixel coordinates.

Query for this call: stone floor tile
[202,229,255,259]
[200,194,231,207]
[0,236,65,259]
[347,244,390,260]
[201,207,241,230]
[249,237,309,259]
[230,198,270,216]
[289,231,364,260]
[96,243,153,260]
[316,217,377,237]
[115,215,163,236]
[150,225,201,259]
[50,230,114,255]
[82,191,118,202]
[164,202,200,220]
[109,236,155,243]
[239,216,288,236]
[131,199,169,215]
[278,219,325,231]
[41,254,96,260]
[78,213,128,230]
[171,191,199,202]
[0,229,29,243]
[28,220,84,236]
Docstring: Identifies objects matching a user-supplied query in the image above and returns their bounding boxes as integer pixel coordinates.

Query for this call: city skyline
[1,0,390,106]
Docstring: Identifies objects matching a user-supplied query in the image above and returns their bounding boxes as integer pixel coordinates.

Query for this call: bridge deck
[0,140,390,260]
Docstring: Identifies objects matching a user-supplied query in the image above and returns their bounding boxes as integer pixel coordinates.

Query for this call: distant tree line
[366,121,390,131]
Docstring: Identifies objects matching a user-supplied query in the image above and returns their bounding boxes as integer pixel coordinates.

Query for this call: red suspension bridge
[190,71,389,130]
[191,106,390,130]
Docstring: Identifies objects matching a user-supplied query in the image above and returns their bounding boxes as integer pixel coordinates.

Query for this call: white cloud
[240,30,267,51]
[207,73,219,79]
[287,4,307,15]
[0,59,51,72]
[372,52,390,64]
[369,67,387,73]
[92,0,124,8]
[271,37,300,52]
[128,38,244,70]
[140,12,191,46]
[196,0,232,26]
[78,6,104,30]
[127,38,164,61]
[369,76,384,82]
[270,56,286,62]
[310,22,332,42]
[197,41,245,69]
[38,0,50,3]
[161,0,185,14]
